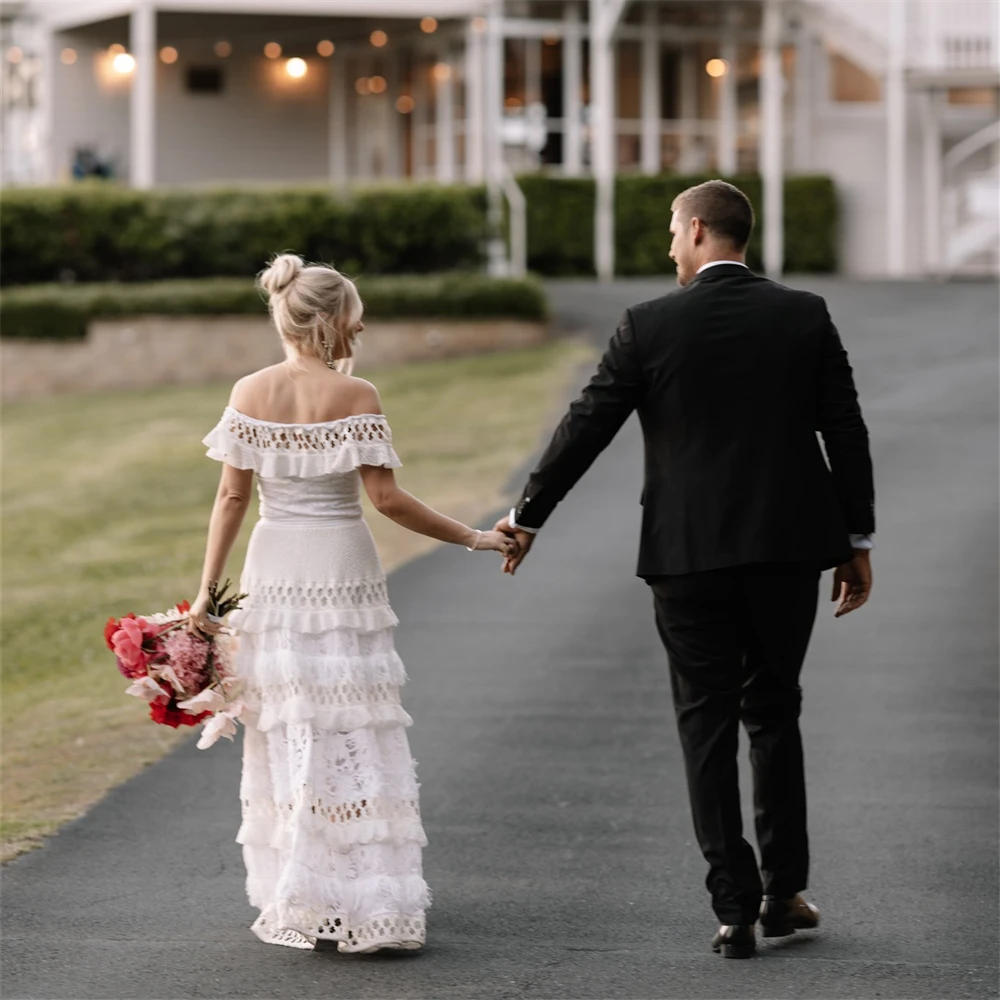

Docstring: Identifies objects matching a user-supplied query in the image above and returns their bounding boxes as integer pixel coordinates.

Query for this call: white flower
[177,687,226,715]
[125,676,166,703]
[156,663,187,694]
[195,701,245,750]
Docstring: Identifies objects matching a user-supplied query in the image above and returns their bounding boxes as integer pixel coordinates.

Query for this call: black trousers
[648,564,820,925]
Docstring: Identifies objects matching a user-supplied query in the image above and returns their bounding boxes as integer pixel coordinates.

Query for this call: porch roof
[31,0,484,33]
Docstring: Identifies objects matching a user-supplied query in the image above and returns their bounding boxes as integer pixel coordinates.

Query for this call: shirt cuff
[849,533,875,550]
[509,507,539,534]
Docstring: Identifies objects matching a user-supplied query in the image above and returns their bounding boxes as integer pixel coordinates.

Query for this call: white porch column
[129,3,156,189]
[328,55,348,187]
[465,21,486,181]
[640,2,661,175]
[413,57,429,179]
[485,0,507,275]
[886,0,907,275]
[678,48,698,172]
[718,3,738,176]
[385,53,403,178]
[922,88,942,274]
[563,2,584,176]
[435,53,456,183]
[792,19,812,172]
[590,0,616,280]
[760,0,784,278]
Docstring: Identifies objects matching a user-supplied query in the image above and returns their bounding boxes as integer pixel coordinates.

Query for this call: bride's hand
[188,590,222,636]
[470,529,519,558]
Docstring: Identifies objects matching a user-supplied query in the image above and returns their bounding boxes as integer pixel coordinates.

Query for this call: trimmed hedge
[0,184,488,286]
[0,273,549,342]
[523,174,838,276]
[1,175,837,287]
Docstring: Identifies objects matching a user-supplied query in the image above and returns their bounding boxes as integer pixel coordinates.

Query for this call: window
[828,51,881,103]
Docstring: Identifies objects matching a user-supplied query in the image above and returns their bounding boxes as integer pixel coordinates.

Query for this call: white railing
[810,0,999,73]
[942,120,1000,273]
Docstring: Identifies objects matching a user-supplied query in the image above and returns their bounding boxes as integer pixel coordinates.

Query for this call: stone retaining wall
[1,316,550,401]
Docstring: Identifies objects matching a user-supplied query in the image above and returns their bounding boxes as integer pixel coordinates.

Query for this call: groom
[497,181,874,958]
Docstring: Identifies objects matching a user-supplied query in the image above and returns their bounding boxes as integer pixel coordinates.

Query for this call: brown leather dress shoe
[759,894,820,938]
[711,924,756,959]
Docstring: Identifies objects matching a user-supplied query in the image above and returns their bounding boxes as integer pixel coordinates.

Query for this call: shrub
[0,273,549,341]
[517,173,838,276]
[0,184,488,286]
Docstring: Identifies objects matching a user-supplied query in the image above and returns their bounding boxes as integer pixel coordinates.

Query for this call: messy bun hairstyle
[257,253,364,374]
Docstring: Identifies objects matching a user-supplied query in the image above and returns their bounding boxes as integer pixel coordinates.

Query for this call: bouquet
[104,580,248,750]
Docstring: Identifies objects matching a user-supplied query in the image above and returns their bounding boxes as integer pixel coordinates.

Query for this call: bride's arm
[191,463,254,622]
[359,465,514,555]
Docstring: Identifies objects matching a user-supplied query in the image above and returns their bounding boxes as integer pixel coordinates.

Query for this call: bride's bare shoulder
[343,376,383,416]
[227,365,285,408]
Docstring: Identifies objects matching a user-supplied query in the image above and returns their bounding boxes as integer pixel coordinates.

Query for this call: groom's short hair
[672,180,755,251]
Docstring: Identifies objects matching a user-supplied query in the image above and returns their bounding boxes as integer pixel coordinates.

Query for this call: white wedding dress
[203,407,429,952]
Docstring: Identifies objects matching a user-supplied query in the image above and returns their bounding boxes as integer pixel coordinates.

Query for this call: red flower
[149,695,210,729]
[176,600,191,614]
[104,612,136,650]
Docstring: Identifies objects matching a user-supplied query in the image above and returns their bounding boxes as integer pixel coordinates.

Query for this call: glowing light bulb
[369,75,387,94]
[285,57,307,78]
[420,17,438,34]
[355,77,371,95]
[395,95,415,114]
[706,58,729,78]
[60,48,78,66]
[370,30,388,48]
[214,40,232,58]
[432,62,452,83]
[317,40,335,57]
[108,43,126,57]
[264,42,282,59]
[113,52,136,74]
[159,46,178,64]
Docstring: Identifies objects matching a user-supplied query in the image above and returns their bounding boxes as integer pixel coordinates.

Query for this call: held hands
[493,516,535,576]
[468,528,520,560]
[831,549,872,618]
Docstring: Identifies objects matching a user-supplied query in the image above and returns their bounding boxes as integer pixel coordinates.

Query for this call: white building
[1,0,998,278]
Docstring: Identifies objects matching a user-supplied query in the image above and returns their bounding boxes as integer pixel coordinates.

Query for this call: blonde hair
[257,253,364,374]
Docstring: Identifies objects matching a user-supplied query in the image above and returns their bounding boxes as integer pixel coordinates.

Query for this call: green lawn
[1,340,592,860]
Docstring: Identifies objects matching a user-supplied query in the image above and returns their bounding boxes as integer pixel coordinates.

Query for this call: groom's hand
[831,549,872,617]
[494,516,535,576]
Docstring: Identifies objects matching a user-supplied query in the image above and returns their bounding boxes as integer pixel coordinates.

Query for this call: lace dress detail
[203,409,427,953]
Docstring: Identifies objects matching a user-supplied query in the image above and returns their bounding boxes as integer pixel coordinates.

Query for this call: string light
[285,57,307,78]
[420,17,438,34]
[369,75,387,94]
[432,62,452,83]
[264,42,282,59]
[355,77,371,95]
[705,58,729,78]
[108,43,126,56]
[60,48,77,65]
[112,52,136,74]
[159,46,178,64]
[395,95,415,114]
[370,30,388,48]
[214,40,232,58]
[317,40,335,57]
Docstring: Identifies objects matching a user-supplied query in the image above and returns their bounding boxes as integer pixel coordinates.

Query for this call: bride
[189,254,517,953]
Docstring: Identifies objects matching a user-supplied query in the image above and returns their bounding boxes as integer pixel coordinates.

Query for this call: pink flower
[112,617,148,679]
[159,629,211,696]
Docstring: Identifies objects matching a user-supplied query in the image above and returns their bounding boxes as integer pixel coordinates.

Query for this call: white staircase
[943,122,1000,275]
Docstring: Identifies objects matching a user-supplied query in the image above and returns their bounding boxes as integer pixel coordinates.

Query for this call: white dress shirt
[511,259,874,551]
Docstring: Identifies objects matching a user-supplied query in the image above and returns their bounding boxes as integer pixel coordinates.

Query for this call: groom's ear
[691,216,707,245]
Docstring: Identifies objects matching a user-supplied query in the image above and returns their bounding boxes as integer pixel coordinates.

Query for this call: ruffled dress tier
[203,407,429,953]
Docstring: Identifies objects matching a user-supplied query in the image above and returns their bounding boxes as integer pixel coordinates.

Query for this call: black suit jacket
[514,265,875,577]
